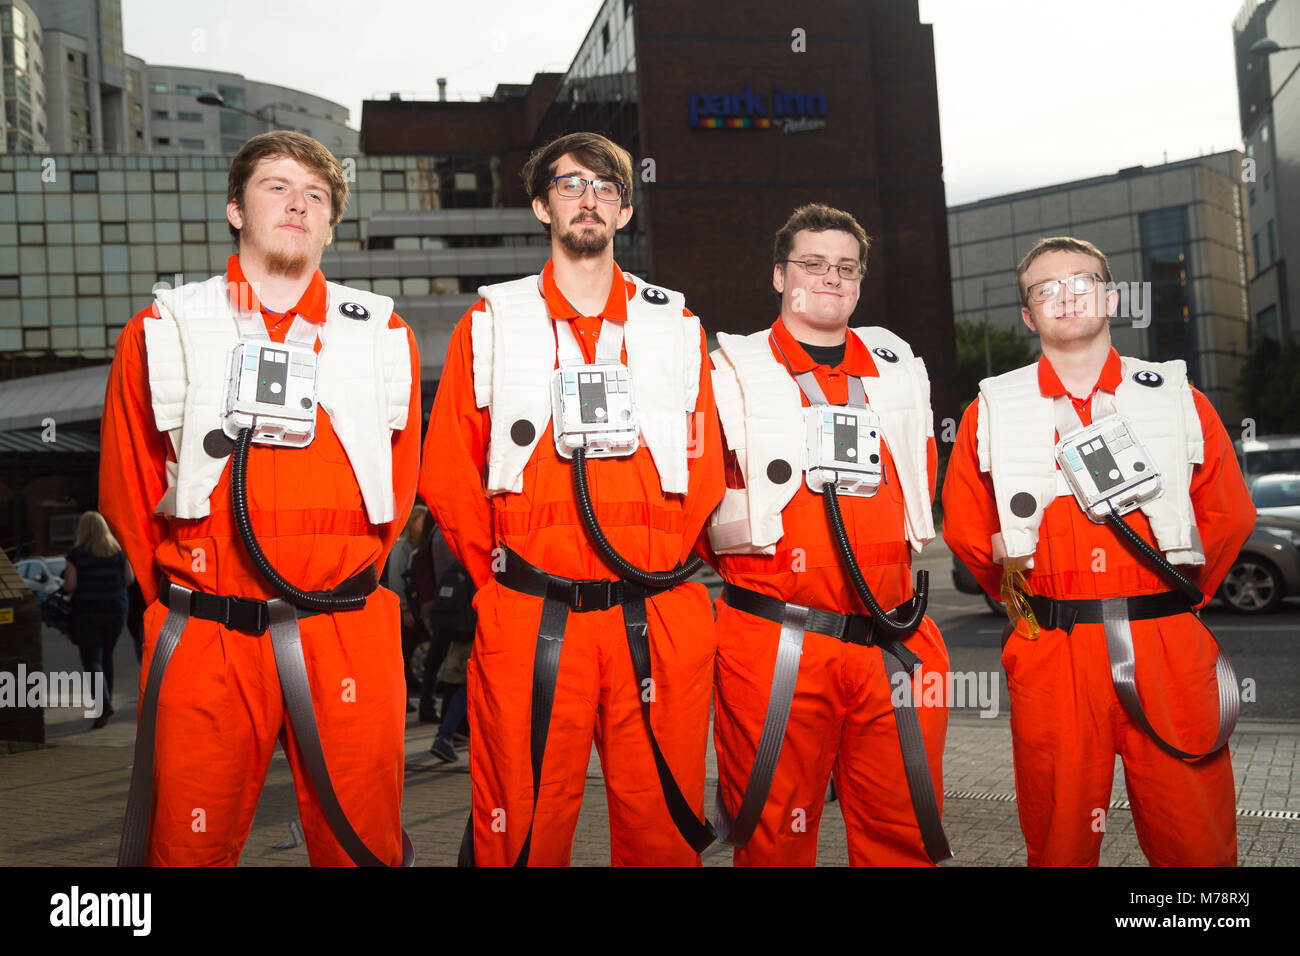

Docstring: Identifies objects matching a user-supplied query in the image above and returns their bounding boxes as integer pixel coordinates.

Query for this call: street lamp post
[195,91,277,131]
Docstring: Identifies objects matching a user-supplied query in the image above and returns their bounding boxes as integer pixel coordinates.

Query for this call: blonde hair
[401,504,429,545]
[74,511,123,559]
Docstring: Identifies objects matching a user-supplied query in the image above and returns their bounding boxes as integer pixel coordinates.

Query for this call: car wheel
[1218,556,1284,614]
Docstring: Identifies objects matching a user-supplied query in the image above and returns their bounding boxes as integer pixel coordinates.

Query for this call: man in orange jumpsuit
[100,131,420,866]
[943,236,1254,866]
[421,132,723,866]
[705,204,950,866]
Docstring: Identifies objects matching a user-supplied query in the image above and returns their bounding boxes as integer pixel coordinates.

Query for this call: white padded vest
[143,274,412,524]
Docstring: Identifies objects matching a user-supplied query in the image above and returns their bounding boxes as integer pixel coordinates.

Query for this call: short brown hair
[1015,236,1113,306]
[773,203,871,274]
[226,130,349,244]
[521,132,634,237]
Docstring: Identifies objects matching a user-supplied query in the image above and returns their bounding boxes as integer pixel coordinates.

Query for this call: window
[0,276,19,297]
[149,82,168,94]
[381,171,406,191]
[1264,172,1271,191]
[335,221,360,241]
[1268,220,1277,263]
[101,222,127,243]
[71,171,98,192]
[1256,305,1279,341]
[152,109,169,120]
[19,223,44,244]
[1253,232,1261,270]
[153,136,170,146]
[174,84,203,96]
[1250,188,1256,206]
[177,111,202,122]
[179,137,205,150]
[1262,123,1270,143]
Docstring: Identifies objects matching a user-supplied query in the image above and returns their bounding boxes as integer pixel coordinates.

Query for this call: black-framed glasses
[550,175,626,203]
[1026,272,1103,303]
[783,258,864,281]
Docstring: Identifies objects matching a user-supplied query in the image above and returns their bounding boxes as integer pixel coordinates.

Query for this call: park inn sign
[689,84,828,132]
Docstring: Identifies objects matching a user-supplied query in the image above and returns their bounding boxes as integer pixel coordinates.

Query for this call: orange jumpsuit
[420,259,723,866]
[942,349,1254,866]
[100,255,420,866]
[706,320,947,866]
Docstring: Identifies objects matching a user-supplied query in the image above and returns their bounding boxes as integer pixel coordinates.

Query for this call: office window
[1268,220,1277,263]
[152,109,169,120]
[381,171,406,191]
[71,172,98,192]
[101,222,127,243]
[1253,232,1261,271]
[1256,305,1279,341]
[153,136,170,146]
[149,82,168,94]
[175,84,203,96]
[1249,188,1256,207]
[179,138,205,150]
[0,276,19,297]
[177,111,202,122]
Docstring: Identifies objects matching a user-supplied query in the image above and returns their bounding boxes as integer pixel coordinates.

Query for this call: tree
[1236,337,1300,434]
[952,318,1037,414]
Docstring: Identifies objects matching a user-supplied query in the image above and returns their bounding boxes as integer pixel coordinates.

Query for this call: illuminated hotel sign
[689,85,828,132]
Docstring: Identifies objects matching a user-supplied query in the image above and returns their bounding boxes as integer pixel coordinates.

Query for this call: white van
[1235,436,1300,477]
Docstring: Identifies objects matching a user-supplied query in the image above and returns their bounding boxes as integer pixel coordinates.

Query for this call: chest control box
[222,340,318,447]
[804,405,884,497]
[1055,415,1162,521]
[551,363,639,459]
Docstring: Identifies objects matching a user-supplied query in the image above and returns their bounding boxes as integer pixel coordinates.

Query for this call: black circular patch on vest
[1133,461,1146,472]
[203,428,235,458]
[869,453,880,464]
[873,346,899,363]
[300,397,313,410]
[1009,492,1038,519]
[510,419,536,446]
[766,459,793,484]
[641,287,669,305]
[339,301,370,321]
[1133,369,1163,388]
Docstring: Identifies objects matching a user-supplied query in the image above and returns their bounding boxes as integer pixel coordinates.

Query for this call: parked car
[1247,472,1300,522]
[1217,515,1300,614]
[15,555,66,603]
[952,557,1004,615]
[1235,435,1300,478]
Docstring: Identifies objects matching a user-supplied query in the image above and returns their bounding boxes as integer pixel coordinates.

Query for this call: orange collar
[769,317,879,377]
[1037,348,1123,399]
[540,258,629,321]
[226,254,328,326]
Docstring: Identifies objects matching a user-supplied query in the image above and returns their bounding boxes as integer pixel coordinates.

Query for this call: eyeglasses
[783,258,864,281]
[549,175,626,203]
[1025,272,1103,303]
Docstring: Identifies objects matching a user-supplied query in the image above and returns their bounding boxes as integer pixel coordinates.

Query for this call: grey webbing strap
[1100,598,1238,761]
[879,643,953,863]
[512,596,569,867]
[267,598,415,867]
[714,603,807,846]
[118,584,191,867]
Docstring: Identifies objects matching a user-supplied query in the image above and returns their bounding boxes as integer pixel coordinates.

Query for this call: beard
[264,246,311,277]
[557,216,612,256]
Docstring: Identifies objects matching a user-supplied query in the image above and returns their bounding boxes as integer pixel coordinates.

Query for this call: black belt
[723,582,923,672]
[718,581,950,863]
[1026,590,1191,635]
[158,566,379,635]
[457,546,714,866]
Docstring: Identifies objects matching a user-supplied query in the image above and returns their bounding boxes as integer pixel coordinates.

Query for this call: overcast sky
[121,0,1252,205]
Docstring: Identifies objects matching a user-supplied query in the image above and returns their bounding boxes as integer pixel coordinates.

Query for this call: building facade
[948,152,1253,420]
[1235,0,1299,342]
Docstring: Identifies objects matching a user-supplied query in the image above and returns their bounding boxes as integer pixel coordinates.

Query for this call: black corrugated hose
[231,427,367,611]
[1104,510,1204,604]
[571,446,703,588]
[822,481,928,637]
